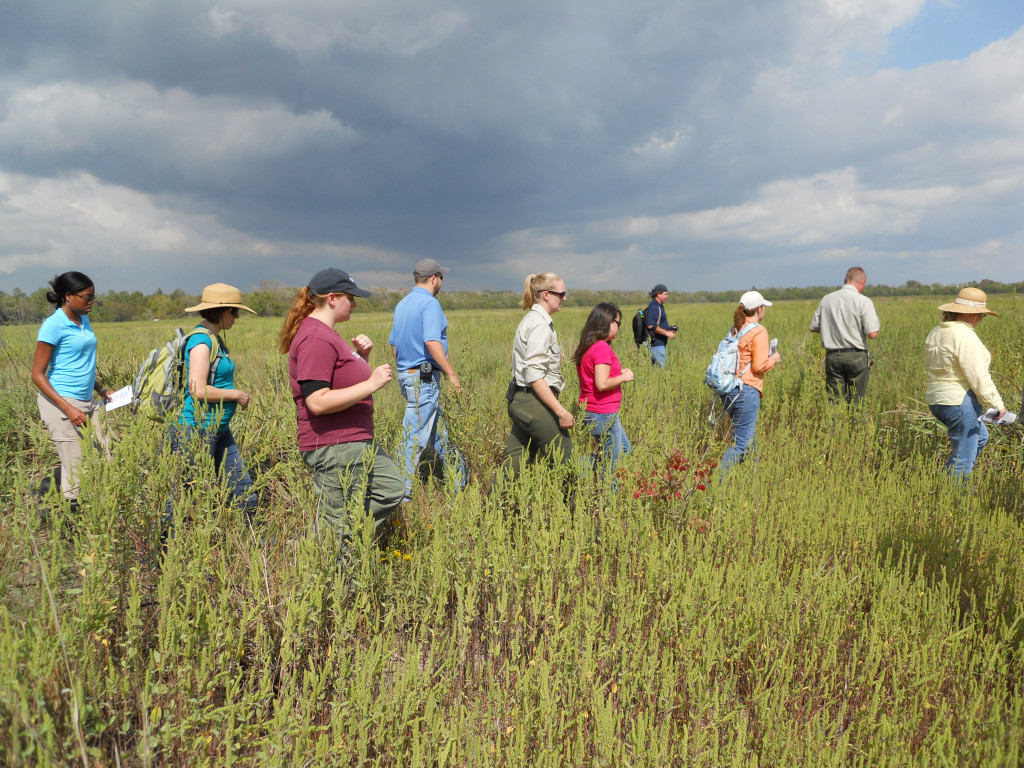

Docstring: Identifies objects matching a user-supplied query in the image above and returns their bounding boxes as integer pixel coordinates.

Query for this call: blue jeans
[719,385,761,474]
[583,411,632,486]
[649,343,667,368]
[397,370,466,498]
[929,391,989,478]
[167,424,258,514]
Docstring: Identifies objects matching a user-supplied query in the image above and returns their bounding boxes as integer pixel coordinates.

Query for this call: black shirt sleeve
[299,380,330,399]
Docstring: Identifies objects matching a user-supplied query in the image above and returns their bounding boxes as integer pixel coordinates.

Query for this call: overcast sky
[1,0,1023,294]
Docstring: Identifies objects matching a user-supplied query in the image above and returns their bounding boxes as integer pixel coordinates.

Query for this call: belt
[826,347,866,354]
[405,365,439,373]
[514,384,560,397]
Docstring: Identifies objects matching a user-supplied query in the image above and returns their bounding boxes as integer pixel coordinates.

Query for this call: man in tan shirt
[810,267,880,404]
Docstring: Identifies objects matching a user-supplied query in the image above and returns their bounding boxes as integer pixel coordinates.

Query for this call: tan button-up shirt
[511,304,565,391]
[924,320,1004,410]
[809,284,880,351]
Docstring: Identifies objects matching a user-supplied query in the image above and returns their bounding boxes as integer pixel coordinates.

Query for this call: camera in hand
[668,325,679,332]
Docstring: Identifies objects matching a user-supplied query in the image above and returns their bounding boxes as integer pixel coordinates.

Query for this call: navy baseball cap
[307,268,371,298]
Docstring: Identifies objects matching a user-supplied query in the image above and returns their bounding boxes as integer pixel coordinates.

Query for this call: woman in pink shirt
[573,303,634,484]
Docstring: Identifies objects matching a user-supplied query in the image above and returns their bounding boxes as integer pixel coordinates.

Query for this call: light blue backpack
[704,322,759,397]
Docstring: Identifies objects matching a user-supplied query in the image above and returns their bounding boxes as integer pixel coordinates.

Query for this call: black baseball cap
[307,268,371,298]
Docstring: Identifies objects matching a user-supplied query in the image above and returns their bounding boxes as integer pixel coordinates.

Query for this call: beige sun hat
[937,287,999,317]
[184,283,257,314]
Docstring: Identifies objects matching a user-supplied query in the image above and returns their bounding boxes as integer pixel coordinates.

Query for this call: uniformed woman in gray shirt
[502,272,574,479]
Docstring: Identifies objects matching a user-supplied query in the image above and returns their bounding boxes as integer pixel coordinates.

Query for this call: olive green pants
[824,349,871,404]
[502,391,573,480]
[302,440,405,541]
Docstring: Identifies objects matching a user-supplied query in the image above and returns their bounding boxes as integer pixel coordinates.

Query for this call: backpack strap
[733,322,760,382]
[183,328,223,386]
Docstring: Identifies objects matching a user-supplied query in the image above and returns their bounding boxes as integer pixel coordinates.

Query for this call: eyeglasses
[611,318,621,326]
[546,290,567,299]
[229,307,240,317]
[72,292,96,304]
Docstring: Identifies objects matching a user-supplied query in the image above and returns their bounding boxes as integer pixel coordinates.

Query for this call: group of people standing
[30,264,1011,548]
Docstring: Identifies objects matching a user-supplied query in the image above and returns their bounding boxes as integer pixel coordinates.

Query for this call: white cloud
[0,80,356,176]
[207,1,469,57]
[0,170,403,287]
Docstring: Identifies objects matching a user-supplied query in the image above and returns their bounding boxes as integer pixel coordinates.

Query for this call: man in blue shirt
[389,258,467,499]
[645,284,676,368]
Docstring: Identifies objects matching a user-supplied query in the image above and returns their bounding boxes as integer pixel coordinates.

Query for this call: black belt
[514,384,560,397]
[826,347,865,354]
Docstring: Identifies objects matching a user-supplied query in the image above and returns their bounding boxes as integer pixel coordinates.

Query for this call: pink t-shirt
[288,316,375,451]
[577,340,623,414]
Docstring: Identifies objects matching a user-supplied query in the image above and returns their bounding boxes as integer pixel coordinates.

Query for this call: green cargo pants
[302,440,405,541]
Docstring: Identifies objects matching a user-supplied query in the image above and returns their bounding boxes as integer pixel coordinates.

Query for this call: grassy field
[1,295,1023,766]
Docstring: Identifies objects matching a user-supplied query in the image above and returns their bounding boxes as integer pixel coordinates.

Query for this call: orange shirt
[737,321,775,394]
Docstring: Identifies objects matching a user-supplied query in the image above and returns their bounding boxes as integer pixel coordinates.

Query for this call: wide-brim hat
[184,283,256,314]
[937,287,999,317]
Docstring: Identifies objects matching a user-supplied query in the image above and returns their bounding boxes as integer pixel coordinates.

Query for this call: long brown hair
[277,287,327,353]
[573,303,620,367]
[732,304,758,333]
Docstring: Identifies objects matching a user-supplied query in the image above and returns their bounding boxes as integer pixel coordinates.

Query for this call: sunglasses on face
[72,292,96,304]
[546,290,567,299]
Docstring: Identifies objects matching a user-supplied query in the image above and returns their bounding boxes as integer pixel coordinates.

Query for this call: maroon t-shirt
[288,316,375,451]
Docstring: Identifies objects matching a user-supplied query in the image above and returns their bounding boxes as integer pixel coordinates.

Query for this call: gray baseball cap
[414,258,450,279]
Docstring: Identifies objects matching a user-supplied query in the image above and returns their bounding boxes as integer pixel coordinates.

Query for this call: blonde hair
[277,287,328,354]
[521,272,562,310]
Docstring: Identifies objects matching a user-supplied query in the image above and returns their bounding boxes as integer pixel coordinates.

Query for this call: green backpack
[132,328,222,420]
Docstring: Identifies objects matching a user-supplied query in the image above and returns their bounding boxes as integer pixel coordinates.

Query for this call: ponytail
[277,287,325,353]
[46,271,94,308]
[521,271,561,310]
[732,304,756,333]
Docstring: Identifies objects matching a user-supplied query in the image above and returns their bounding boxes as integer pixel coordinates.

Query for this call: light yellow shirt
[924,321,1004,410]
[511,304,565,391]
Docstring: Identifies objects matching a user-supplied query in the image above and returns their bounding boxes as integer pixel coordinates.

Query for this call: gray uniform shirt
[809,284,880,351]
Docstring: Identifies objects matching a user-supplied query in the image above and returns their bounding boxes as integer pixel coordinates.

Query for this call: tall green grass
[1,296,1022,766]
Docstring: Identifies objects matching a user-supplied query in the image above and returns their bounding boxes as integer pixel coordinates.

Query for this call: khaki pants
[37,392,111,501]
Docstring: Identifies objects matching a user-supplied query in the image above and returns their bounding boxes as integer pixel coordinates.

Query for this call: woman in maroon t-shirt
[277,268,404,548]
[572,302,634,485]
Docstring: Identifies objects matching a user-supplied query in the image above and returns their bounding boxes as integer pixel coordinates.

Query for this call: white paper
[769,338,778,356]
[979,409,1016,426]
[104,385,134,412]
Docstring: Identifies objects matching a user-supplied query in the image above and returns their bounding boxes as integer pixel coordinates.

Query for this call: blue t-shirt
[388,287,450,370]
[646,299,669,348]
[37,309,98,400]
[178,328,236,432]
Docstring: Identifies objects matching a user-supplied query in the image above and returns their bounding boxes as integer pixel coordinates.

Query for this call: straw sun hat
[184,283,256,314]
[937,287,999,317]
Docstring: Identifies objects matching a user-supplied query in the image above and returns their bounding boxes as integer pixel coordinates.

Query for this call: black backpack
[631,308,648,347]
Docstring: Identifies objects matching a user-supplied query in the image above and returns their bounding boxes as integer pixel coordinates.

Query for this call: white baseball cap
[739,290,773,310]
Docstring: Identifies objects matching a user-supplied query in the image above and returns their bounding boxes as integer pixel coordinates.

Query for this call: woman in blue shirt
[169,283,258,514]
[31,272,113,509]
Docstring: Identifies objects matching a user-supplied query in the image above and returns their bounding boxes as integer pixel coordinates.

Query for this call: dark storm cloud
[0,1,1022,293]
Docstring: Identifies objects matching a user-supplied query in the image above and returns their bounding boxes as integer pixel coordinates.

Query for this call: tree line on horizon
[0,277,1019,326]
